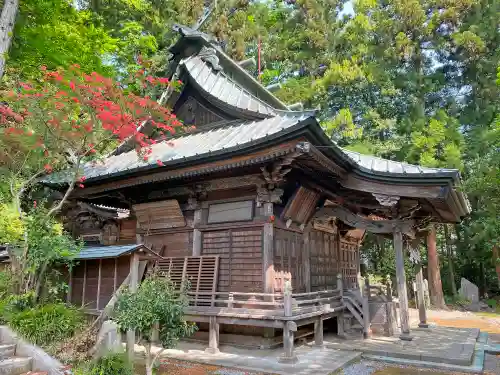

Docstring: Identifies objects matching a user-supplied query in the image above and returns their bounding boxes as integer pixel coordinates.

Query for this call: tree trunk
[443,224,457,296]
[426,225,446,308]
[492,245,500,289]
[0,0,19,79]
[145,342,153,375]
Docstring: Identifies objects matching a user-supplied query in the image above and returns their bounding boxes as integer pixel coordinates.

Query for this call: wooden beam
[316,205,415,236]
[96,259,102,310]
[394,230,412,340]
[127,252,140,360]
[67,267,73,304]
[342,175,444,199]
[193,206,202,256]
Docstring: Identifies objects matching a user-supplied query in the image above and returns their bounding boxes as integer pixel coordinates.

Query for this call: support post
[193,207,202,256]
[278,322,298,364]
[96,259,102,310]
[314,317,324,346]
[82,260,87,308]
[415,263,428,328]
[127,252,140,360]
[303,232,311,293]
[67,267,73,303]
[205,316,220,354]
[337,273,345,338]
[263,202,275,296]
[394,230,412,340]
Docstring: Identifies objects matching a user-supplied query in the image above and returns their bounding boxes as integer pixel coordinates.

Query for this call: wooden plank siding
[309,229,339,291]
[274,228,306,293]
[202,228,263,293]
[144,231,193,258]
[340,237,360,289]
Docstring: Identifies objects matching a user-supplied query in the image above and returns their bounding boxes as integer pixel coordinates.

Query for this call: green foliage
[75,352,133,375]
[0,270,16,300]
[8,303,84,346]
[9,0,117,79]
[113,275,196,348]
[0,203,24,245]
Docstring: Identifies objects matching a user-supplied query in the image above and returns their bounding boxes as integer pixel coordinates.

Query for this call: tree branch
[46,158,82,217]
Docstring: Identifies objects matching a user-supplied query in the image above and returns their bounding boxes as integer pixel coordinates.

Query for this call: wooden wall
[70,256,130,310]
[309,229,340,291]
[340,237,360,289]
[274,228,306,293]
[202,228,263,293]
[144,231,193,258]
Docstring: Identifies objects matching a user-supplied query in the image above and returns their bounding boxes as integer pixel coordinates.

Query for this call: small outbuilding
[68,244,160,312]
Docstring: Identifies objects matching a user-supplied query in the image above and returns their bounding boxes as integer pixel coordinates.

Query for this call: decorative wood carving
[261,151,301,189]
[315,205,415,237]
[312,218,338,234]
[175,96,223,127]
[373,193,400,207]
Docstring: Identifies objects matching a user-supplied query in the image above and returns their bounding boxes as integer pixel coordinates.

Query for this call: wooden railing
[185,287,343,319]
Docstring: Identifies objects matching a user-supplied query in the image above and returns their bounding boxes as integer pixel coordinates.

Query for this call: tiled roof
[42,112,313,184]
[342,149,460,178]
[75,244,146,260]
[182,55,277,118]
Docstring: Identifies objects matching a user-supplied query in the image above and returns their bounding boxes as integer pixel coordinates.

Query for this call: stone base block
[399,333,413,341]
[277,354,299,364]
[204,347,220,354]
[418,323,429,328]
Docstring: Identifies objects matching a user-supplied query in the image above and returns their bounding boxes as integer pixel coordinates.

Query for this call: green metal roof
[75,244,147,260]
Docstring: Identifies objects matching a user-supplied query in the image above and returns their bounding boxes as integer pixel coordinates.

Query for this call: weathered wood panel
[274,229,305,293]
[84,259,100,309]
[119,219,137,244]
[340,237,359,289]
[145,232,192,258]
[282,186,320,224]
[309,230,339,291]
[133,200,186,230]
[207,200,253,224]
[202,229,263,293]
[98,259,116,309]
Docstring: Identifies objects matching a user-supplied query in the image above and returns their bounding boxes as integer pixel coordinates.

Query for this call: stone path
[136,341,361,375]
[323,327,479,366]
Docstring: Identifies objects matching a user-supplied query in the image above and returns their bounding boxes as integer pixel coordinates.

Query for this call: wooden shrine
[43,25,470,361]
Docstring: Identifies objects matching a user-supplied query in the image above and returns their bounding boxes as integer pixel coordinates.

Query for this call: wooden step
[0,357,32,375]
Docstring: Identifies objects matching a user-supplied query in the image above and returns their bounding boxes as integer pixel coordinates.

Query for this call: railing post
[337,273,345,338]
[228,293,234,309]
[284,280,292,317]
[385,275,393,301]
[362,294,371,338]
[314,317,324,347]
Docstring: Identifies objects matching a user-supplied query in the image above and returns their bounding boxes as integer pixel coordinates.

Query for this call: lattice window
[157,256,219,306]
[274,229,305,293]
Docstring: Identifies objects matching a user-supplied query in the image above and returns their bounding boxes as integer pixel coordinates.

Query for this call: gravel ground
[336,360,477,375]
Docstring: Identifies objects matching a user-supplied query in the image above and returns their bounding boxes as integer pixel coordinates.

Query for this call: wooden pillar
[415,263,428,328]
[81,260,87,308]
[303,232,311,293]
[337,273,345,338]
[314,317,324,346]
[113,258,118,292]
[205,316,220,354]
[263,202,274,295]
[67,267,73,303]
[278,322,298,363]
[394,230,412,340]
[96,259,102,310]
[127,252,140,360]
[193,207,202,256]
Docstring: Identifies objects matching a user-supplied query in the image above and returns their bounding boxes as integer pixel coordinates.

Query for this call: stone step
[0,344,16,358]
[0,357,33,375]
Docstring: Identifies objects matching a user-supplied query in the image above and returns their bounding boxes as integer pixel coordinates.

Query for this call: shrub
[0,270,16,299]
[0,292,36,323]
[74,353,133,375]
[9,303,84,346]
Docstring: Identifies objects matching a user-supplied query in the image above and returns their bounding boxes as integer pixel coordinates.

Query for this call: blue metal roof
[75,244,145,260]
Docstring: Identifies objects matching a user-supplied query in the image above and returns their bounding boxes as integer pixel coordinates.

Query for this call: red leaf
[156,159,164,166]
[69,81,76,90]
[44,164,53,173]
